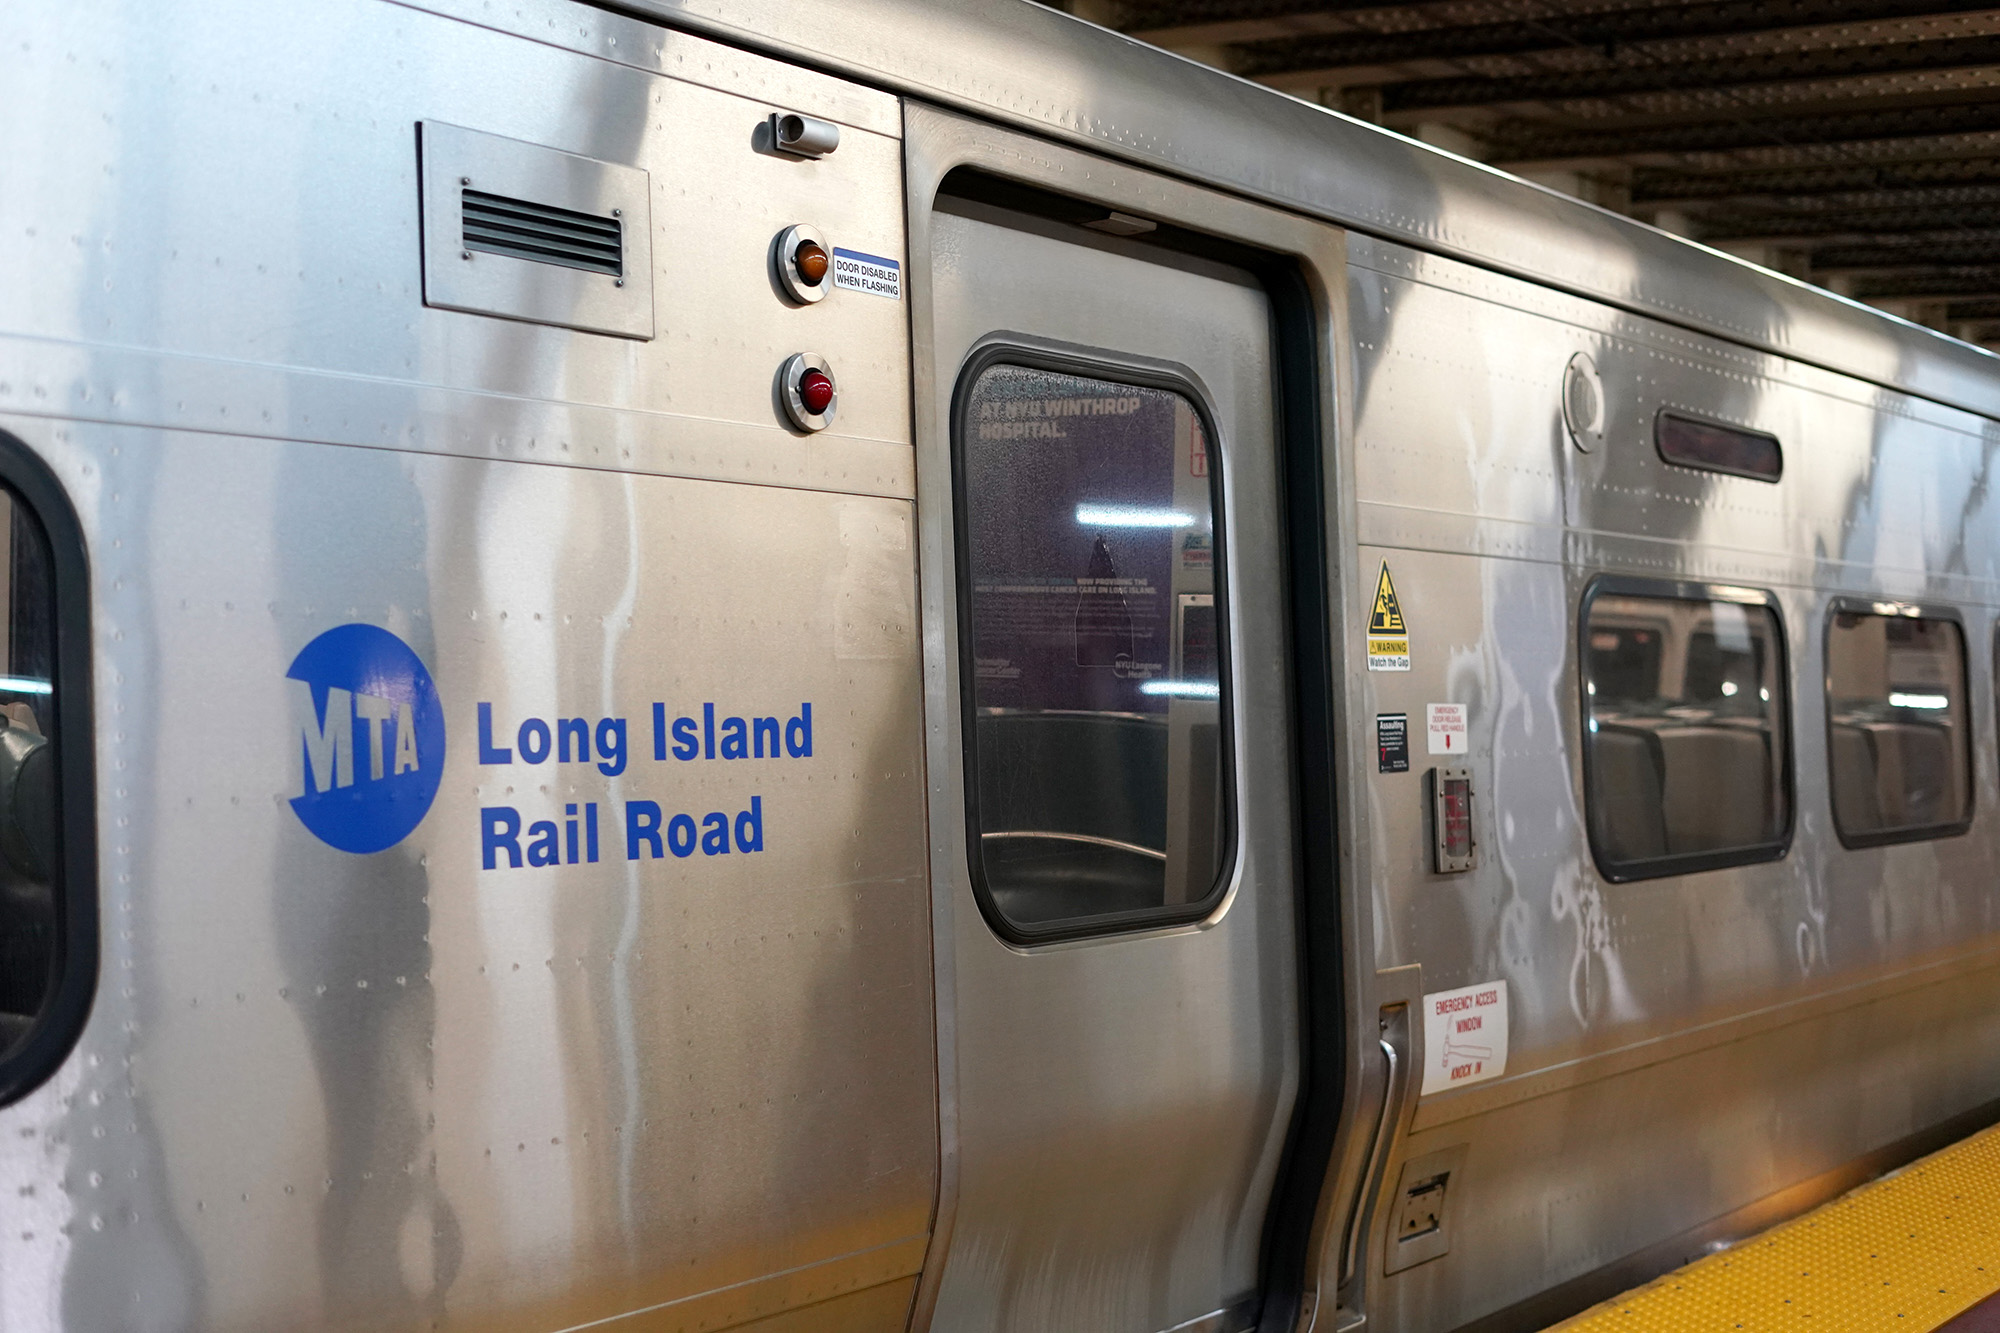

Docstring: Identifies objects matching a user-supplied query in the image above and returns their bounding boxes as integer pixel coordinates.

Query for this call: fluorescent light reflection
[1889,691,1949,710]
[1141,680,1219,699]
[0,676,52,695]
[1075,504,1196,528]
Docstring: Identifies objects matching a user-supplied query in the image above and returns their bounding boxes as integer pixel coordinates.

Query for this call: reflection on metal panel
[0,0,912,473]
[0,0,934,1325]
[0,420,935,1330]
[593,0,2000,418]
[1346,230,2000,1330]
[922,195,1298,1331]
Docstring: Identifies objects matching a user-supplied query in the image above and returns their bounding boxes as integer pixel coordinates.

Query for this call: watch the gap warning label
[831,247,901,299]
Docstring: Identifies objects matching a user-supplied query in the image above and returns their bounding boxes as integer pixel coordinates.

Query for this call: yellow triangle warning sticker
[1368,562,1406,635]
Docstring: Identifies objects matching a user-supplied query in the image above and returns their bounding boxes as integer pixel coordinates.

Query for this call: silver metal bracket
[770,111,840,159]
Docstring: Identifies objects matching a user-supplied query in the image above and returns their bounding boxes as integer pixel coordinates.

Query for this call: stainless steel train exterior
[1,1,1997,1332]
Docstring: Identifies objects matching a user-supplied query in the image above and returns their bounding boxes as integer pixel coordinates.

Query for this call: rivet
[461,250,471,260]
[460,176,470,186]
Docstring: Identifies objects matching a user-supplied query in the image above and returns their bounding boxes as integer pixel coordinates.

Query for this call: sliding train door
[907,108,1346,1333]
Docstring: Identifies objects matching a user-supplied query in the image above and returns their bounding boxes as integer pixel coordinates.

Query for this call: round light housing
[774,224,830,304]
[779,353,837,432]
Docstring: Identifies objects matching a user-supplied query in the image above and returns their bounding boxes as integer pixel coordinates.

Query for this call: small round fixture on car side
[1562,351,1605,453]
[775,224,831,304]
[770,111,840,159]
[780,353,837,432]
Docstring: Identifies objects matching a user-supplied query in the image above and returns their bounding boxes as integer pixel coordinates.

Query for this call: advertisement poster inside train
[963,365,1214,716]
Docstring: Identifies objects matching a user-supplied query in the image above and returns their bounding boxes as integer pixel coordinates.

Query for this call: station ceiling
[1064,0,2000,348]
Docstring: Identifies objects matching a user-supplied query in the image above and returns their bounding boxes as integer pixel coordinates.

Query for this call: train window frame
[1577,575,1796,884]
[0,428,96,1108]
[950,338,1239,946]
[1823,598,1975,850]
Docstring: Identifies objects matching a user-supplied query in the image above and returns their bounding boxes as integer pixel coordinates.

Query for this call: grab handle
[1340,1005,1411,1290]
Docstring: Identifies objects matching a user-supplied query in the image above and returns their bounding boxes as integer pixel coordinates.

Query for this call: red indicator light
[799,369,834,415]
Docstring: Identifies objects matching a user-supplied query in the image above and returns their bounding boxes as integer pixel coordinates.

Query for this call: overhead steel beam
[1124,0,1367,31]
[1488,94,2000,162]
[1123,0,1409,47]
[1635,154,2000,200]
[1700,193,2000,238]
[1379,33,2000,112]
[1811,233,2000,265]
[1234,0,2000,78]
[1851,265,2000,294]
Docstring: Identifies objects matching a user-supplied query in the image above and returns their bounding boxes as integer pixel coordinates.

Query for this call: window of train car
[0,434,92,1107]
[1580,578,1793,881]
[954,354,1230,941]
[1825,606,1972,847]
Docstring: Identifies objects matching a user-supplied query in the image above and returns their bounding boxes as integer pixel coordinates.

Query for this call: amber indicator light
[795,239,829,286]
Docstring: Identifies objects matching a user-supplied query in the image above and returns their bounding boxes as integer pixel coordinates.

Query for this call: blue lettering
[585,802,599,863]
[703,702,716,760]
[720,717,748,760]
[595,717,627,776]
[753,717,780,758]
[518,718,552,764]
[626,800,663,860]
[481,806,522,869]
[527,820,561,867]
[735,796,763,852]
[565,803,579,864]
[668,813,698,858]
[557,717,590,763]
[478,703,513,765]
[786,703,813,758]
[671,717,699,761]
[701,811,731,854]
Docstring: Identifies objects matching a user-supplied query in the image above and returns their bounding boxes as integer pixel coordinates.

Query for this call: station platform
[1548,1124,2000,1331]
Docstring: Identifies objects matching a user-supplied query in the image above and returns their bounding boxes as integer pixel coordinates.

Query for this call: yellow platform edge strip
[1548,1124,2000,1331]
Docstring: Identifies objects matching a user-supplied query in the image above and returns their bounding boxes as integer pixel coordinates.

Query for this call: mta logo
[287,624,446,854]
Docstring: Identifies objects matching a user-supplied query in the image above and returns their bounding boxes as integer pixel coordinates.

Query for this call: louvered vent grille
[461,189,623,277]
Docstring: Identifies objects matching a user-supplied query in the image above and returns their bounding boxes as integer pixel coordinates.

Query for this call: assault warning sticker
[831,247,902,299]
[1366,560,1410,672]
[1421,979,1508,1095]
[1376,713,1410,773]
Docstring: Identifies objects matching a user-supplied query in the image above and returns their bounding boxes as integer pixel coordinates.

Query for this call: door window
[955,357,1230,939]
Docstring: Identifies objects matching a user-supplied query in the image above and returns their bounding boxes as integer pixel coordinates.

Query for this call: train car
[1,1,1996,1330]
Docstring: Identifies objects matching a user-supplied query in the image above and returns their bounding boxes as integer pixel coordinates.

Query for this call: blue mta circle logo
[287,624,446,854]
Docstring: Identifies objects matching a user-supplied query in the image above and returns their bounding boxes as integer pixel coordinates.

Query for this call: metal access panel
[419,120,655,338]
